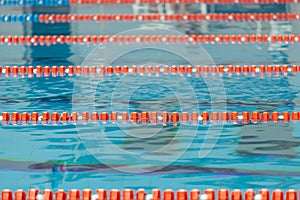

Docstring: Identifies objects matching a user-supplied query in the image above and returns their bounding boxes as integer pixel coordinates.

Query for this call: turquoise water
[1,4,300,192]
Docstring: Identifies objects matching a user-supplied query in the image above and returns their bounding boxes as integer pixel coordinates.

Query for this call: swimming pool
[0,2,300,195]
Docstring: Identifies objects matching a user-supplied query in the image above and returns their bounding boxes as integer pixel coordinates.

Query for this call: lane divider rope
[1,111,299,125]
[1,34,300,45]
[68,0,300,4]
[0,0,68,6]
[1,0,300,5]
[0,65,299,77]
[0,188,297,200]
[1,13,300,23]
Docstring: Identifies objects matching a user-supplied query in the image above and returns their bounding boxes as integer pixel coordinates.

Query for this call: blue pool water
[1,3,300,192]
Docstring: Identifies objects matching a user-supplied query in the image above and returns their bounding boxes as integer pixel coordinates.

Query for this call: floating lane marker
[0,65,297,77]
[0,0,68,6]
[0,111,298,125]
[68,0,300,4]
[1,13,300,23]
[0,189,298,200]
[1,0,300,5]
[0,34,299,45]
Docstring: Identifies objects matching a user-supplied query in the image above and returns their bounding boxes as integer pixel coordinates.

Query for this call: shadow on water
[21,5,75,189]
[236,123,300,158]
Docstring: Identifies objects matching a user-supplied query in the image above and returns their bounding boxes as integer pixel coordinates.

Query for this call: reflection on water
[23,6,72,65]
[21,5,74,190]
[268,20,292,63]
[236,123,300,158]
[2,121,300,191]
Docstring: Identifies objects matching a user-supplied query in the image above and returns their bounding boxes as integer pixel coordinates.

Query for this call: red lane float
[0,189,299,200]
[1,111,299,125]
[0,34,300,45]
[4,13,300,24]
[68,0,300,4]
[0,65,298,77]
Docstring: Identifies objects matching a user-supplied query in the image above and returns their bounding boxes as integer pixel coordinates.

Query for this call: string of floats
[1,111,299,125]
[1,13,300,23]
[0,65,298,77]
